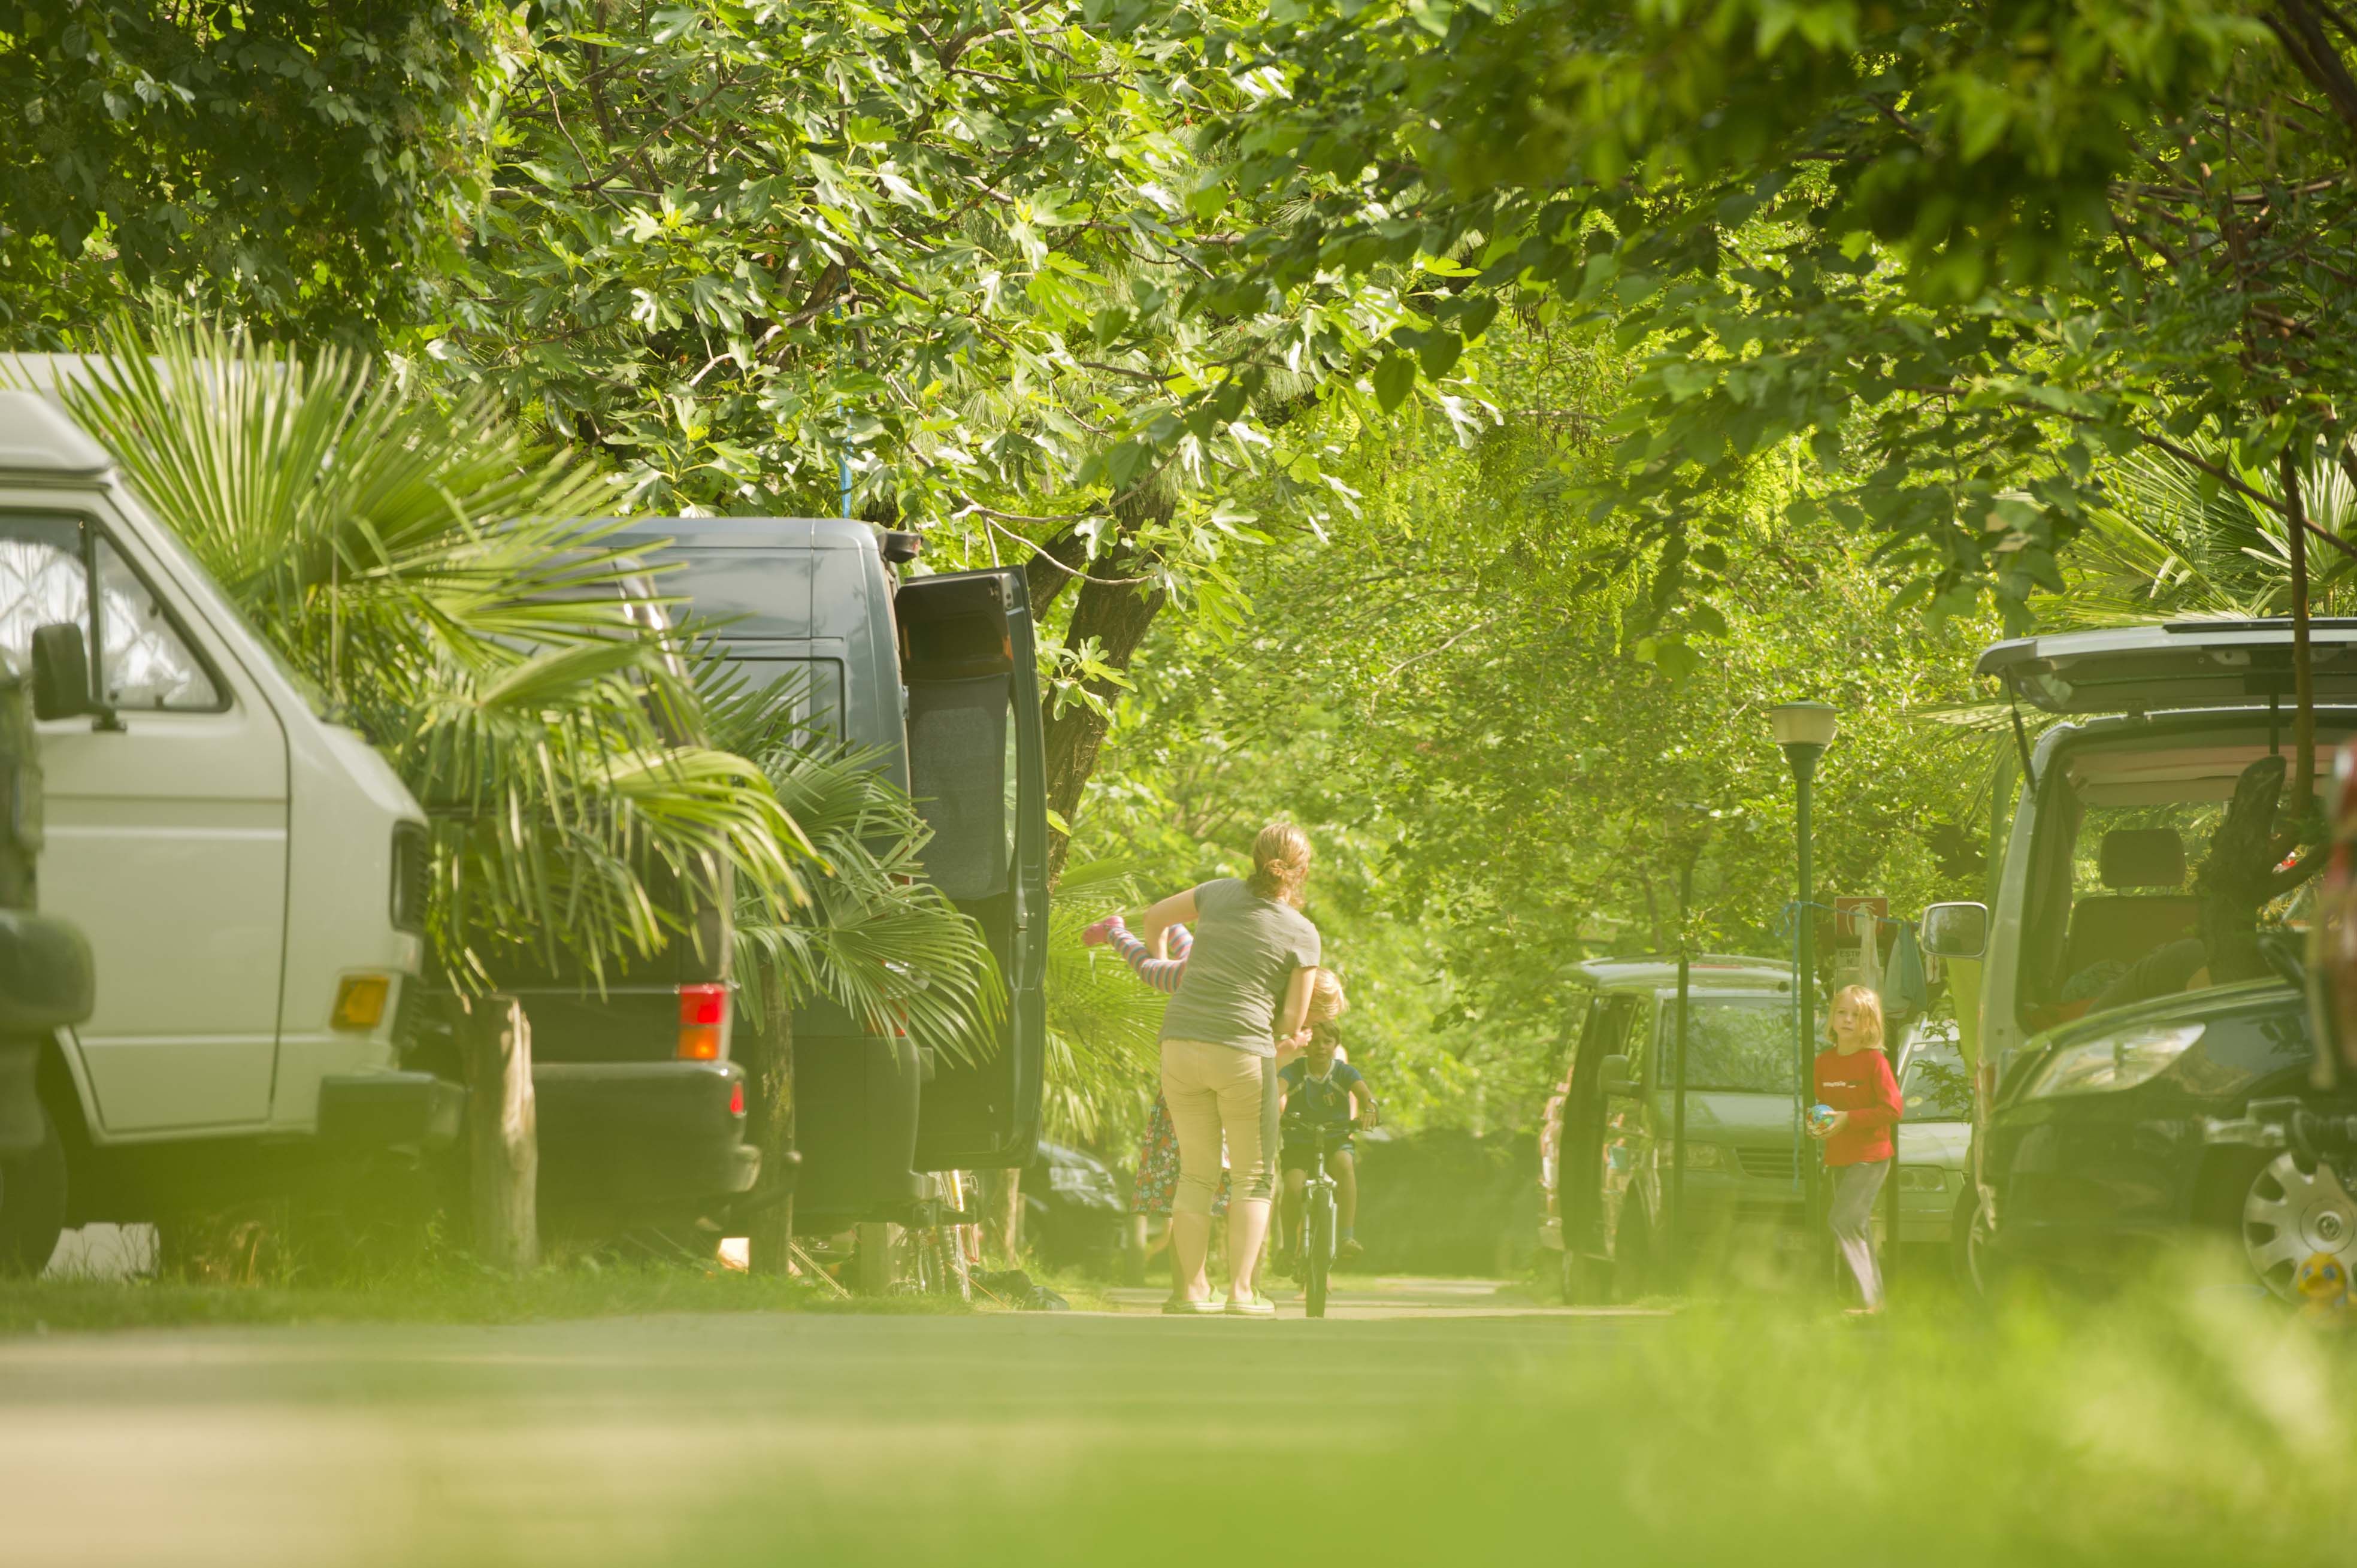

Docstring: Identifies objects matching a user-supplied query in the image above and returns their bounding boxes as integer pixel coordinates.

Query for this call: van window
[907,673,1012,901]
[0,514,220,710]
[1656,996,1795,1092]
[2014,730,2333,1028]
[728,656,845,737]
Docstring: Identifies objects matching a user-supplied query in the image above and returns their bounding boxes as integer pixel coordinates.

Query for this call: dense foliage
[1,1,503,341]
[1069,319,1998,1134]
[13,0,2357,1149]
[1206,0,2357,659]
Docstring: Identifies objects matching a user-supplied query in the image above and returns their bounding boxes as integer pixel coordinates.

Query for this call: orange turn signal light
[332,974,391,1033]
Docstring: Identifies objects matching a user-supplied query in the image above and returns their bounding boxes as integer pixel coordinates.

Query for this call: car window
[1901,1042,1973,1119]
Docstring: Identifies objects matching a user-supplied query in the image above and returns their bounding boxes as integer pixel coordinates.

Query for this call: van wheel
[2242,1151,2357,1300]
[0,1107,66,1276]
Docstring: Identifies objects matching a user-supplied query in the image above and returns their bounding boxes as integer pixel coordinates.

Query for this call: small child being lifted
[1277,1010,1380,1270]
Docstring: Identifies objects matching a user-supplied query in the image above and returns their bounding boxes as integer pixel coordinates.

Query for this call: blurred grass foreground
[745,1269,2353,1568]
[8,1250,2353,1567]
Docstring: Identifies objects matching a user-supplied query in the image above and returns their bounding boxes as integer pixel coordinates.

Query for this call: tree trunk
[464,994,538,1273]
[2283,446,2317,823]
[1042,572,1166,880]
[1022,528,1091,619]
[740,1012,797,1277]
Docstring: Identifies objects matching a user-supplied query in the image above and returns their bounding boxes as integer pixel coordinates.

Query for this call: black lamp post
[1667,804,1708,1280]
[1771,701,1838,1264]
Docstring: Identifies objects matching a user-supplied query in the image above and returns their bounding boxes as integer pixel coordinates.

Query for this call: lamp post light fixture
[1770,701,1838,1281]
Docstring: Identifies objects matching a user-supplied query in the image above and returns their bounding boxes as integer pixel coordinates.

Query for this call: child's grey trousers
[1828,1158,1892,1309]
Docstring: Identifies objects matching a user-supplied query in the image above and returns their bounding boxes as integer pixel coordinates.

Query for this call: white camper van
[0,390,445,1268]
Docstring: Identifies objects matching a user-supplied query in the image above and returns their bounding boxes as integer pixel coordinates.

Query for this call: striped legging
[1103,915,1192,993]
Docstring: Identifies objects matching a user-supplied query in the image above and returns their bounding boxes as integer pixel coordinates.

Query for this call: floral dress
[1130,1093,1229,1216]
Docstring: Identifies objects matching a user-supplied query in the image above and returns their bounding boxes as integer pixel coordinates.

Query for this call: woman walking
[1134,822,1323,1317]
[1808,985,1904,1313]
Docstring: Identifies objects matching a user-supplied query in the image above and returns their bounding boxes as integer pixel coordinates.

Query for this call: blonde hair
[1246,821,1314,907]
[1306,968,1349,1027]
[1830,985,1884,1050]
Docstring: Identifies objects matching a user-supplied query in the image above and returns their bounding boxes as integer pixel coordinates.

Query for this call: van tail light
[728,1079,746,1117]
[676,983,729,1061]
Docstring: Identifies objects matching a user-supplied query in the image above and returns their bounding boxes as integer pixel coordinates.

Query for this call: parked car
[1541,954,1804,1301]
[1976,979,2315,1293]
[0,387,446,1262]
[0,650,95,1268]
[1893,1024,1971,1263]
[608,516,1051,1236]
[1922,619,2357,1295]
[1021,1140,1124,1270]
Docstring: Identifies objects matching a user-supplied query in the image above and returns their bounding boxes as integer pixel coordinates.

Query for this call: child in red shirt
[1808,985,1903,1312]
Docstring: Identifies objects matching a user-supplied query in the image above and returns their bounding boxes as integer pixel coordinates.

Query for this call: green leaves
[1203,0,2357,637]
[1372,354,1419,412]
[0,1,503,344]
[443,0,1370,581]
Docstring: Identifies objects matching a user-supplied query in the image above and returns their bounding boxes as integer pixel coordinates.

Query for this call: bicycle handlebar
[1282,1117,1363,1146]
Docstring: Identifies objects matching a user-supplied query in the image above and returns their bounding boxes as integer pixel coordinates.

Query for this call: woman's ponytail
[1246,821,1314,907]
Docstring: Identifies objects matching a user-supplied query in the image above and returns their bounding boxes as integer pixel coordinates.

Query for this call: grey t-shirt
[1158,877,1321,1056]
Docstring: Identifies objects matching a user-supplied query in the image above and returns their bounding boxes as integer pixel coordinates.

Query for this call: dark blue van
[609,516,1050,1231]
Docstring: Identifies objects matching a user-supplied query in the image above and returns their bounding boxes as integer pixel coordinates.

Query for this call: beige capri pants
[1160,1037,1280,1216]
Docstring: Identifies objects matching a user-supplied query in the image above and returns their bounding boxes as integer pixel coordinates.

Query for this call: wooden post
[981,1166,1023,1264]
[740,1015,796,1277]
[464,993,538,1272]
[854,1222,895,1294]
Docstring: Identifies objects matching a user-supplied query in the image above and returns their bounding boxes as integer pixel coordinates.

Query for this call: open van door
[896,568,1048,1170]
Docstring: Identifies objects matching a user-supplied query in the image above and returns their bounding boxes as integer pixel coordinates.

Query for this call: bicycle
[1287,1116,1358,1319]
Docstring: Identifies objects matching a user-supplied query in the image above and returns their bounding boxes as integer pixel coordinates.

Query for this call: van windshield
[1656,996,1795,1093]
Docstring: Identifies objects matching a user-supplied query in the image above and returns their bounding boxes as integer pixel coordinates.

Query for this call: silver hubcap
[2244,1152,2357,1300]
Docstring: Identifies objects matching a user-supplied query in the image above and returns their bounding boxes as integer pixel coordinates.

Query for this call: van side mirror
[1920,901,1989,959]
[29,623,95,722]
[1601,1053,1637,1095]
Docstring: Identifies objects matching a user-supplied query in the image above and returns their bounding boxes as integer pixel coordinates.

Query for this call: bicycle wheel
[1306,1188,1336,1318]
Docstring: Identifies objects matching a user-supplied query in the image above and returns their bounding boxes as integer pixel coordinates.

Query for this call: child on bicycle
[1277,1012,1380,1271]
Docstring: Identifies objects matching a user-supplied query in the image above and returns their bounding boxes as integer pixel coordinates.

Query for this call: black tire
[0,1106,66,1276]
[1306,1189,1335,1319]
[1952,1186,2004,1303]
[1613,1201,1653,1303]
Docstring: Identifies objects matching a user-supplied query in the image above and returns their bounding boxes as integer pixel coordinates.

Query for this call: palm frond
[2046,434,2357,628]
[728,740,1005,1067]
[1038,859,1166,1143]
[49,314,815,988]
